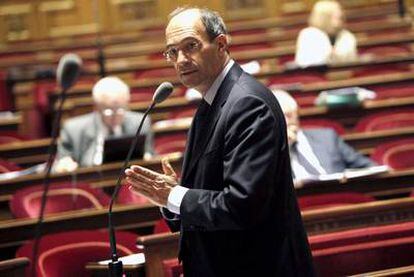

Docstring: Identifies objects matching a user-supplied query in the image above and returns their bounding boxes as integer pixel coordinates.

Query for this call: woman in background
[295,0,358,67]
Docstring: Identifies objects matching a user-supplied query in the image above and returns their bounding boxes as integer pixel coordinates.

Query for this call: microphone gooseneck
[31,53,82,277]
[107,82,174,277]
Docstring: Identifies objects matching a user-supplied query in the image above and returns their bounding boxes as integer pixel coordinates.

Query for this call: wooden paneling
[0,0,406,43]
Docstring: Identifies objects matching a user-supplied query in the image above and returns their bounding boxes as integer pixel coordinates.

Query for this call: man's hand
[125,158,178,207]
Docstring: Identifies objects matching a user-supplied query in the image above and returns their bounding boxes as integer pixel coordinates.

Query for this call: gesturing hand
[124,158,178,207]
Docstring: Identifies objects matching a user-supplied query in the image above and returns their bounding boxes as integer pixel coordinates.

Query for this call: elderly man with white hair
[272,89,375,186]
[55,76,154,173]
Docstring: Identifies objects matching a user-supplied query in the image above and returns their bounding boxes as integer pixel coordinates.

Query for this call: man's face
[165,10,226,93]
[283,106,300,146]
[96,94,128,130]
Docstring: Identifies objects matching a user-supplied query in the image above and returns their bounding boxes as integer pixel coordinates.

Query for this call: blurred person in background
[54,76,154,173]
[295,0,358,67]
[272,89,376,186]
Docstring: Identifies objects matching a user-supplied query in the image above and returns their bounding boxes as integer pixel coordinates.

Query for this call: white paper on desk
[317,165,389,181]
[342,165,389,179]
[298,165,389,183]
[0,163,46,181]
[98,253,145,266]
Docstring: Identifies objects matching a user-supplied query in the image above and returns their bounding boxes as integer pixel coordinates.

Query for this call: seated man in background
[272,90,376,186]
[295,0,358,67]
[55,76,154,173]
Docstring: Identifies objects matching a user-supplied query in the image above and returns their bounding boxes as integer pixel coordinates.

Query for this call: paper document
[98,253,145,266]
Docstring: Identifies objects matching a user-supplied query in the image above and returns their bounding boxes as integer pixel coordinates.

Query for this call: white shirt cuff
[167,185,189,215]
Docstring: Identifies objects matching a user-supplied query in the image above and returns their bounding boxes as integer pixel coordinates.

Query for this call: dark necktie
[191,99,210,154]
[292,143,320,176]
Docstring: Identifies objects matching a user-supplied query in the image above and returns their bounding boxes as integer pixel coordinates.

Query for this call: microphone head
[56,53,82,91]
[152,82,174,104]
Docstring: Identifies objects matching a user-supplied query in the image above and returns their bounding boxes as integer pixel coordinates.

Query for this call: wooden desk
[0,153,183,197]
[0,257,29,277]
[133,197,414,277]
[0,203,160,253]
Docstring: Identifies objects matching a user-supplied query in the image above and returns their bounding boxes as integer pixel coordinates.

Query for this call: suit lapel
[182,64,244,182]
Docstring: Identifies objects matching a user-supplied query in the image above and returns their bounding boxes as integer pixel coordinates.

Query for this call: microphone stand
[107,102,155,277]
[31,88,68,277]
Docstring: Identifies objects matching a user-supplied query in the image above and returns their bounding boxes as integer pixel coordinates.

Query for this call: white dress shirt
[290,130,327,181]
[166,59,235,215]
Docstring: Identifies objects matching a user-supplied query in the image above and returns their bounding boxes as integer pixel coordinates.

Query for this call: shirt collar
[203,59,235,105]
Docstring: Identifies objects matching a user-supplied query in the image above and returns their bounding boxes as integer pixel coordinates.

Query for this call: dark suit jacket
[58,111,154,167]
[301,128,376,174]
[167,64,315,276]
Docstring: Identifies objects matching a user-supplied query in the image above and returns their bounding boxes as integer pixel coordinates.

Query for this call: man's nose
[176,50,189,64]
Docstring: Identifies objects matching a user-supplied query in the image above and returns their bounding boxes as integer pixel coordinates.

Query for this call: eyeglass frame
[99,107,127,117]
[163,38,204,62]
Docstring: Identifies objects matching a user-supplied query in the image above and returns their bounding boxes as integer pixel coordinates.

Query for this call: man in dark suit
[272,89,376,185]
[125,7,315,276]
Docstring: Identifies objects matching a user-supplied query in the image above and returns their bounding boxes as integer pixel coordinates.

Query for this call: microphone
[152,82,174,104]
[56,53,83,91]
[107,82,174,277]
[31,53,82,277]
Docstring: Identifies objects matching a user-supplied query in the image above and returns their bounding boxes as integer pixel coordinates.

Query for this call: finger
[125,170,154,186]
[161,158,176,177]
[125,176,154,191]
[131,165,159,180]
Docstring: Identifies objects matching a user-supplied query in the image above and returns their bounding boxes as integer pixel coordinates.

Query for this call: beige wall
[0,0,408,44]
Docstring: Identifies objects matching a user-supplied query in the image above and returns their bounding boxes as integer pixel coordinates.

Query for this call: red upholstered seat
[116,184,149,205]
[0,159,21,173]
[153,219,171,234]
[9,182,110,218]
[371,138,414,170]
[360,45,411,57]
[0,71,12,111]
[312,236,414,276]
[298,193,374,211]
[309,221,414,251]
[301,119,346,135]
[267,72,326,87]
[16,230,139,277]
[354,109,414,132]
[162,258,183,277]
[169,107,196,119]
[155,133,187,155]
[353,64,409,77]
[373,84,414,99]
[0,132,27,145]
[135,67,177,79]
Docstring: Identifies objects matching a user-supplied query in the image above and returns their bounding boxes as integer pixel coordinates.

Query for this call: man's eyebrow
[165,37,198,48]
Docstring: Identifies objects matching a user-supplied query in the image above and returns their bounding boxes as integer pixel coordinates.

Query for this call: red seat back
[9,182,110,218]
[153,219,171,234]
[267,73,326,87]
[371,138,414,170]
[309,221,414,251]
[116,184,149,205]
[313,236,414,276]
[298,193,374,211]
[354,109,414,132]
[162,258,183,277]
[0,159,21,173]
[155,133,187,155]
[16,230,138,277]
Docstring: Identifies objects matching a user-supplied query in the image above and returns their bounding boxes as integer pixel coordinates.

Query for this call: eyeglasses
[163,39,203,62]
[101,107,126,117]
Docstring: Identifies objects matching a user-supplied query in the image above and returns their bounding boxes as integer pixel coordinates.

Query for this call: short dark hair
[169,7,228,41]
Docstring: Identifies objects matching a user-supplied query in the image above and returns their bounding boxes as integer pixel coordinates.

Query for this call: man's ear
[215,34,229,52]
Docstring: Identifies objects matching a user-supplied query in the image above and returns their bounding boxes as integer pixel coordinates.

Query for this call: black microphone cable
[107,82,173,277]
[30,53,82,277]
